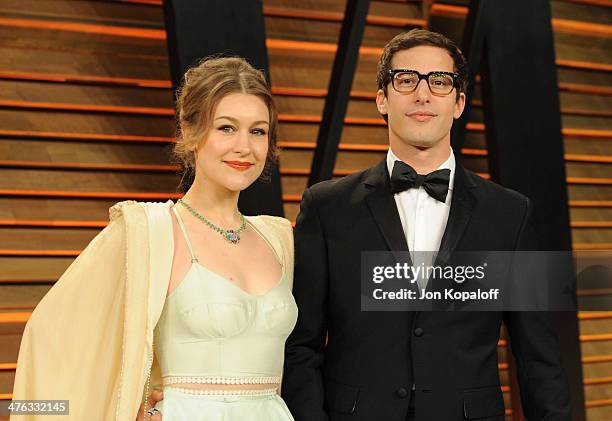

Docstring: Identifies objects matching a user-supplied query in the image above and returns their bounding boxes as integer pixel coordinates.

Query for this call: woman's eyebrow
[214,116,269,126]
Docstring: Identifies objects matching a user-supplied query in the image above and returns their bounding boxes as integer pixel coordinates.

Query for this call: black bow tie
[390,160,451,203]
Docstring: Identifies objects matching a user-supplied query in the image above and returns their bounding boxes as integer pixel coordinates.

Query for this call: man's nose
[414,78,431,102]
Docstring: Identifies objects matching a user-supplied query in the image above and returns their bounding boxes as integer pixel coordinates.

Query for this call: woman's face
[194,93,270,192]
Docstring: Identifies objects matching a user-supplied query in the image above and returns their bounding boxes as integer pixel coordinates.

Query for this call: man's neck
[390,140,452,174]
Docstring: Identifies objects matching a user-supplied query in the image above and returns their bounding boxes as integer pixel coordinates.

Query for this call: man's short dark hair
[376,29,468,102]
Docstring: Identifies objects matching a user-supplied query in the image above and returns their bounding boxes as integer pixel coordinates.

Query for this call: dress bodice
[153,207,298,386]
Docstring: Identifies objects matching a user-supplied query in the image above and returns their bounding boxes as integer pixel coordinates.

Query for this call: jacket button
[414,327,424,337]
[396,387,408,398]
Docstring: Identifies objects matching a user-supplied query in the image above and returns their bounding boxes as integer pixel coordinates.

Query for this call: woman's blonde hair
[172,56,279,192]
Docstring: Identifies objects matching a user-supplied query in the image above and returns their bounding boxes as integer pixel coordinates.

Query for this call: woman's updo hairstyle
[172,56,279,192]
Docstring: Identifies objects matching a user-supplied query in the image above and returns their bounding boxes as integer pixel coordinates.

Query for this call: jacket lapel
[364,160,411,262]
[434,163,478,267]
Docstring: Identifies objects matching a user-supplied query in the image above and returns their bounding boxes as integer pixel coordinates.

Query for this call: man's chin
[390,127,443,150]
[401,138,438,150]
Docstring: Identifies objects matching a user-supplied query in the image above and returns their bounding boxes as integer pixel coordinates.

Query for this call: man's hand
[135,390,163,421]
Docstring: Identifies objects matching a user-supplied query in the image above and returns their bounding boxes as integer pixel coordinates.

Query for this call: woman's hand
[135,390,163,421]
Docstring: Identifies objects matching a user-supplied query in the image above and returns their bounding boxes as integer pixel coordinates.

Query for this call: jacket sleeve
[11,216,128,420]
[502,197,572,420]
[282,187,330,421]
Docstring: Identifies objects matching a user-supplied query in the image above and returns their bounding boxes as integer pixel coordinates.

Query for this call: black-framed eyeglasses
[388,69,459,96]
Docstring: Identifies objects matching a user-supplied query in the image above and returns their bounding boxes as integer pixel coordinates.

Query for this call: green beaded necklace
[178,198,246,244]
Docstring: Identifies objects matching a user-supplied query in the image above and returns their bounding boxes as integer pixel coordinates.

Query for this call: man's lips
[225,161,254,171]
[407,110,437,122]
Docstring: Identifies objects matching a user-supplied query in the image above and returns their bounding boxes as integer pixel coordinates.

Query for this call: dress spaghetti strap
[172,206,198,263]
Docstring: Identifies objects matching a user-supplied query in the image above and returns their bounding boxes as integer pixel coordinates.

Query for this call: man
[281,29,571,421]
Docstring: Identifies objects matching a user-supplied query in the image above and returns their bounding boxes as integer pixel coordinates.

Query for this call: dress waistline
[164,386,278,397]
[162,375,281,386]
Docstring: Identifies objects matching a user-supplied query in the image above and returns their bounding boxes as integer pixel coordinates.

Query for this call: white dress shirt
[386,147,455,291]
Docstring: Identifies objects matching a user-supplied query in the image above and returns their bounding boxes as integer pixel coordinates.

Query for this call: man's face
[376,45,466,150]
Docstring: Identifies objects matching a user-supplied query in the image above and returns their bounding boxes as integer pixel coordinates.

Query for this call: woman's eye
[219,125,235,133]
[252,128,267,136]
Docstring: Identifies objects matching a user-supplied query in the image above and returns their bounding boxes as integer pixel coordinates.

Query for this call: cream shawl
[11,200,294,420]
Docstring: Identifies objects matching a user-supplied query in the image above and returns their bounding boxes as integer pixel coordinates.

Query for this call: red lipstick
[225,161,254,171]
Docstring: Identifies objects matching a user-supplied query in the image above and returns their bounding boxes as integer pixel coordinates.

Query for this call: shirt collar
[386,147,456,192]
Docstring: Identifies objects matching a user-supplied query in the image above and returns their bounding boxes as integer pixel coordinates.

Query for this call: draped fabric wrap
[11,200,294,421]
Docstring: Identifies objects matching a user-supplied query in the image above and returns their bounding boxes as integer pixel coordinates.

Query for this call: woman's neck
[180,178,242,227]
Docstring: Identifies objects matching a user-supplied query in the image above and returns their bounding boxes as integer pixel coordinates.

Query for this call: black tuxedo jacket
[282,160,571,421]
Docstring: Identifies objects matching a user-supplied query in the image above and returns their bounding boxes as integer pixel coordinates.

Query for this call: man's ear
[453,91,466,119]
[376,89,388,116]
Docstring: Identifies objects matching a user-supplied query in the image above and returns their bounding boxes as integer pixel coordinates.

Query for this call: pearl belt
[166,386,278,396]
[163,376,281,386]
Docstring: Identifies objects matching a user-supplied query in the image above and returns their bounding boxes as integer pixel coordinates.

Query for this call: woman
[12,57,297,421]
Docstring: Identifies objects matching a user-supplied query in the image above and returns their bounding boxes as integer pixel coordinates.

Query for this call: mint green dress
[153,207,297,420]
